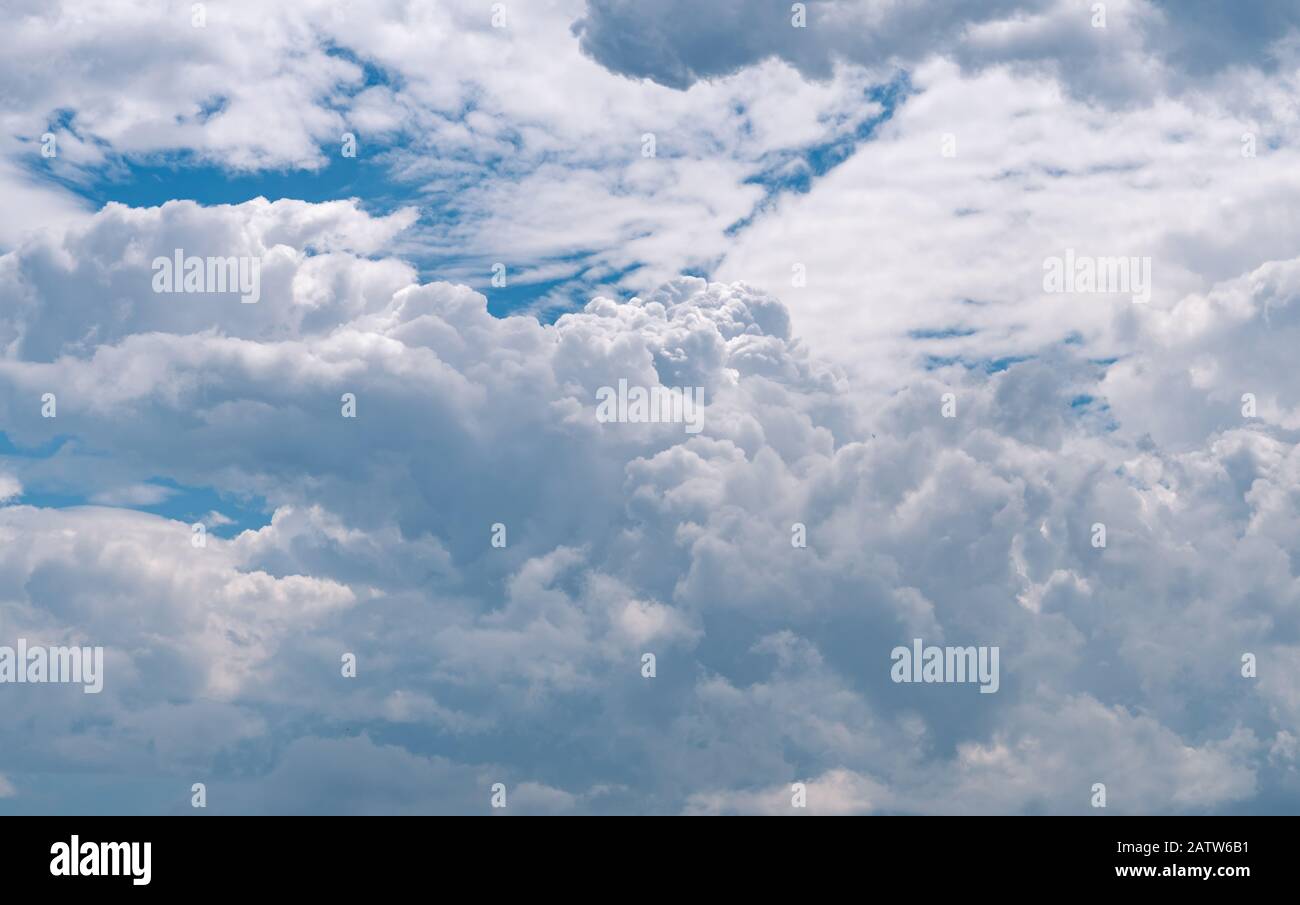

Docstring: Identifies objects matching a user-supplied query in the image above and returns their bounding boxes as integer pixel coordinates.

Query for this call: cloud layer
[1,196,1297,813]
[1,1,1298,815]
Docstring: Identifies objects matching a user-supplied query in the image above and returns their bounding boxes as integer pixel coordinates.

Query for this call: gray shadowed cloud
[572,0,1300,104]
[1,200,1298,813]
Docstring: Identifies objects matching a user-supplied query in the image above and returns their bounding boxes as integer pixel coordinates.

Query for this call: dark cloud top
[573,0,1300,101]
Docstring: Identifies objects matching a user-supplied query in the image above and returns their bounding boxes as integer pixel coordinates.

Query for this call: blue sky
[2,0,1300,816]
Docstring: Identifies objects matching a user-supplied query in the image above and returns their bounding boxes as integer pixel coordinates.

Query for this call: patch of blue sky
[908,326,978,340]
[9,478,268,538]
[923,353,1035,373]
[726,72,912,236]
[1,432,270,536]
[483,270,590,320]
[51,151,401,213]
[750,73,911,195]
[485,258,651,323]
[0,431,72,459]
[320,42,402,96]
[119,476,270,537]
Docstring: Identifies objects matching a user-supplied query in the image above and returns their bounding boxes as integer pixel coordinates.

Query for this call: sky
[0,0,1298,815]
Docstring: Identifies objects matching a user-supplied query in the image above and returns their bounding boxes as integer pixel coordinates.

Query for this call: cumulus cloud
[3,2,1299,816]
[1103,258,1300,445]
[0,197,1295,814]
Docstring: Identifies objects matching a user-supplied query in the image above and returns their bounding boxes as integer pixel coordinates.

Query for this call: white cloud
[2,3,1299,815]
[717,57,1300,382]
[0,472,21,504]
[0,197,1295,812]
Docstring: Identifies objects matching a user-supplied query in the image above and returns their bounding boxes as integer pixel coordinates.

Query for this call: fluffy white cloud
[0,198,1295,814]
[3,1,1299,816]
